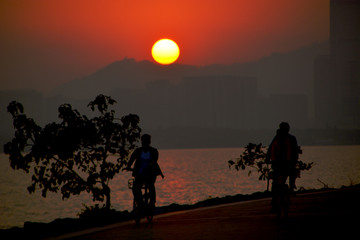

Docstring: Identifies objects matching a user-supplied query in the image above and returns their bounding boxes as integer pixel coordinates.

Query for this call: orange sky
[0,0,329,91]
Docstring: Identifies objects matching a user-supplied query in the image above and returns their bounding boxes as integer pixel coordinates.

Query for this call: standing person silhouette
[268,122,299,212]
[126,134,164,211]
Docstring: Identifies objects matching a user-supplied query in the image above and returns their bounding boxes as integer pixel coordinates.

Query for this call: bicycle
[271,175,290,218]
[128,177,154,225]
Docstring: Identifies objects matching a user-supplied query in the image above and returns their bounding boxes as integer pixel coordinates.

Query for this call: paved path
[50,187,360,240]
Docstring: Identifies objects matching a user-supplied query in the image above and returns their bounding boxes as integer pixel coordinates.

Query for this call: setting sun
[151,39,180,65]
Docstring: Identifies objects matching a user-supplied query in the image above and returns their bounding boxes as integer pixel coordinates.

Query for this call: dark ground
[48,186,360,240]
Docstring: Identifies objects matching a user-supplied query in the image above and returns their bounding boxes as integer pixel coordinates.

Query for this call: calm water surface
[1,145,359,229]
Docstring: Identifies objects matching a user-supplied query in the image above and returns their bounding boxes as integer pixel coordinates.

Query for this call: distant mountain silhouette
[50,58,199,99]
[50,42,329,99]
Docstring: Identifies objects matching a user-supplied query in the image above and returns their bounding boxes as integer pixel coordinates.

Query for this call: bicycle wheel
[143,189,154,223]
[133,199,141,225]
[276,184,289,218]
[281,184,290,218]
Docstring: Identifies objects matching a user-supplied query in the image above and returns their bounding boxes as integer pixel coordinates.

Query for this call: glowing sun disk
[151,39,180,65]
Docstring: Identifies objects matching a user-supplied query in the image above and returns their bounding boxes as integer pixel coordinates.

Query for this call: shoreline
[2,184,359,239]
[2,130,360,154]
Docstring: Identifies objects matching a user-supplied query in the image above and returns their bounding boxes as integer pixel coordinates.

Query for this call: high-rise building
[314,0,360,127]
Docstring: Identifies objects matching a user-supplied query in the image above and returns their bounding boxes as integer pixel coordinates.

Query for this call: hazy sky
[0,0,329,91]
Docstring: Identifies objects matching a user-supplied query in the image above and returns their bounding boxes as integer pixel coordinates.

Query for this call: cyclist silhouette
[268,122,298,190]
[126,134,164,211]
[268,122,298,215]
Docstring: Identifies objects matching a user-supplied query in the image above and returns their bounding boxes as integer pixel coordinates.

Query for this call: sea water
[1,145,359,229]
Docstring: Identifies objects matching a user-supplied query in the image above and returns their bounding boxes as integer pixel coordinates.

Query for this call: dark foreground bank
[67,185,360,240]
[0,190,271,239]
[1,185,359,240]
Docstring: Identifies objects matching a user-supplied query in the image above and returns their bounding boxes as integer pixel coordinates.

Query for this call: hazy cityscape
[1,0,359,149]
[1,42,359,149]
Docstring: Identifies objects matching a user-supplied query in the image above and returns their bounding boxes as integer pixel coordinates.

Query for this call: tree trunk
[103,183,111,210]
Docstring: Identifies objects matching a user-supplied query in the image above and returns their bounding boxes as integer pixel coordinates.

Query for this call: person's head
[279,122,290,134]
[141,134,151,147]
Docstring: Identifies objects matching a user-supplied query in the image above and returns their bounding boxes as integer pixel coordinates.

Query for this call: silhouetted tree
[4,94,141,210]
[228,143,312,191]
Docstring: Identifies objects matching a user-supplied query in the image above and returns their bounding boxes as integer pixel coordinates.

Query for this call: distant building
[314,55,336,126]
[314,0,360,128]
[179,76,258,129]
[143,80,177,129]
[109,76,258,130]
[258,94,308,129]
